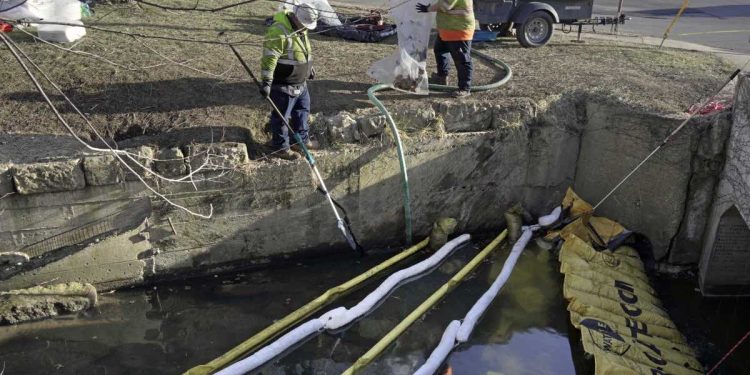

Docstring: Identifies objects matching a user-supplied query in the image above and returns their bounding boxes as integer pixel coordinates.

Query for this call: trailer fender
[511,2,560,24]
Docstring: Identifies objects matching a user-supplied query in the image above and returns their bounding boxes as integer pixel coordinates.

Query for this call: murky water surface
[1,240,746,374]
[0,241,572,374]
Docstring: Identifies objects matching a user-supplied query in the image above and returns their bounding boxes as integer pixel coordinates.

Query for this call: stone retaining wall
[0,91,736,290]
[699,73,750,295]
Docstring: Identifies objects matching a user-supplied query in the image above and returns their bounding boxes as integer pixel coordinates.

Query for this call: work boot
[273,148,300,160]
[452,90,471,98]
[291,139,319,154]
[430,73,449,86]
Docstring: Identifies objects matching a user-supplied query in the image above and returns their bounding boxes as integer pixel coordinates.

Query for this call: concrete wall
[0,91,736,290]
[699,73,750,295]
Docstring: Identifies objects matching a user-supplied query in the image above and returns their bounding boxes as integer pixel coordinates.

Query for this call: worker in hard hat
[260,4,319,160]
[416,0,475,98]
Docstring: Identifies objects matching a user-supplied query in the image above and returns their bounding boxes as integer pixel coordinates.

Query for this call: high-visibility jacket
[261,11,312,85]
[430,0,475,41]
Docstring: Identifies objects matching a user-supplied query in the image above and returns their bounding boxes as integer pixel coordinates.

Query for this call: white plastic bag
[0,0,43,21]
[279,0,342,27]
[367,0,433,94]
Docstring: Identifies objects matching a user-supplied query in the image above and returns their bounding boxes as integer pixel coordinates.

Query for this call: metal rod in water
[228,45,357,250]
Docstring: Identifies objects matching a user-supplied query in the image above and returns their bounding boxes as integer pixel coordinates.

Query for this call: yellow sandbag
[580,318,703,375]
[569,311,697,367]
[556,189,700,375]
[612,246,649,272]
[561,238,646,276]
[561,267,657,296]
[564,273,663,308]
[568,305,688,347]
[561,251,650,286]
[563,187,594,218]
[566,292,675,328]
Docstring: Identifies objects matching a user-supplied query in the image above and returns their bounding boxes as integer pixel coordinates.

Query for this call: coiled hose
[367,49,513,245]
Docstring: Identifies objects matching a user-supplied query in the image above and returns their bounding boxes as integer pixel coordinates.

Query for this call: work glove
[309,66,316,80]
[259,81,271,98]
[416,3,430,13]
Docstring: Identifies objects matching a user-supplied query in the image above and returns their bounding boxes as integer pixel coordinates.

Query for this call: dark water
[6,240,748,375]
[653,273,750,375]
[0,241,575,375]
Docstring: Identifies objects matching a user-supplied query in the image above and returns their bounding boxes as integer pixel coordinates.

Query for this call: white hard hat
[293,4,319,30]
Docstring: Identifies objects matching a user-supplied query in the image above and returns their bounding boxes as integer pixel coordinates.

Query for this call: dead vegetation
[0,0,735,140]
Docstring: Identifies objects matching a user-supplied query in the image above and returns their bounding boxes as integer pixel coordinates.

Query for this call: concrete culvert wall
[0,90,736,291]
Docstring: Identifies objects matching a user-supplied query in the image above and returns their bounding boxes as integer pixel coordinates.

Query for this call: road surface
[341,0,750,54]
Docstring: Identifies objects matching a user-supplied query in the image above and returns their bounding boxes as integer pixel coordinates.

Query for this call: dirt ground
[0,0,735,140]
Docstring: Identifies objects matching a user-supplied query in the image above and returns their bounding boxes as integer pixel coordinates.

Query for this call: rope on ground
[14,27,170,71]
[8,35,229,185]
[0,32,216,218]
[706,328,750,375]
[133,0,261,12]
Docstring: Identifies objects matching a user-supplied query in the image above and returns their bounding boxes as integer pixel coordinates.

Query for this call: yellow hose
[184,237,430,375]
[343,229,508,374]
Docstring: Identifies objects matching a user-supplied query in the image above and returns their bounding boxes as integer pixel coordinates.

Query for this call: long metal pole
[229,45,359,251]
[659,0,690,48]
[615,0,624,32]
[593,68,741,211]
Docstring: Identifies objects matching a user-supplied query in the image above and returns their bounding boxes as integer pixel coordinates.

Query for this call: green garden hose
[368,49,513,245]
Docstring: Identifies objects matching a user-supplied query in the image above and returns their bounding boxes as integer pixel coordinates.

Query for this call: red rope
[706,328,750,375]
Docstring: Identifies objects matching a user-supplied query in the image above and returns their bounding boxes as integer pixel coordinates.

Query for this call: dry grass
[0,0,735,140]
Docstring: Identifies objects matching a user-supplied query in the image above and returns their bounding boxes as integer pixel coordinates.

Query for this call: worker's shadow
[5,77,375,114]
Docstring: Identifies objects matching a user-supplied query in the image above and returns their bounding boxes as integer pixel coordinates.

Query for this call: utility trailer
[475,0,627,47]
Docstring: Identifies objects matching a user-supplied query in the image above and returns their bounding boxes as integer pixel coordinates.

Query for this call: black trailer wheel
[516,11,554,48]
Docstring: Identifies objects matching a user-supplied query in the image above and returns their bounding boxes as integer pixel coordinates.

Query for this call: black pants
[434,37,473,91]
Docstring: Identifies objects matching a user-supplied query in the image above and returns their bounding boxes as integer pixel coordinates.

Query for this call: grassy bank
[0,0,735,139]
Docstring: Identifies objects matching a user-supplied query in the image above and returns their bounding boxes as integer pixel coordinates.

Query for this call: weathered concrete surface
[699,73,750,294]
[437,101,495,132]
[84,154,123,186]
[574,100,707,260]
[669,112,732,264]
[722,73,750,221]
[0,223,151,291]
[326,111,360,144]
[0,163,12,195]
[184,142,249,171]
[12,159,86,195]
[524,95,584,215]
[356,111,387,138]
[154,147,187,177]
[0,282,97,325]
[124,146,156,181]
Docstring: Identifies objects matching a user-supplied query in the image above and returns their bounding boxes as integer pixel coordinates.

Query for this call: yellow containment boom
[185,237,430,375]
[343,229,508,374]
